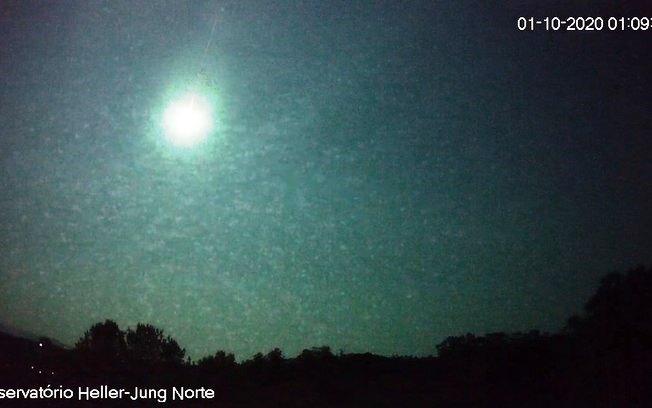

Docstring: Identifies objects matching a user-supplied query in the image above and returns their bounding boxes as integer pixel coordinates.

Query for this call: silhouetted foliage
[436,332,478,359]
[197,350,237,373]
[298,345,334,362]
[74,319,126,364]
[126,323,185,365]
[73,320,185,369]
[567,265,652,349]
[264,347,284,374]
[436,330,553,361]
[266,347,284,364]
[161,337,185,365]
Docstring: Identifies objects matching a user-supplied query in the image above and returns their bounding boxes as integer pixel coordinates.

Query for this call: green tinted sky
[0,1,650,359]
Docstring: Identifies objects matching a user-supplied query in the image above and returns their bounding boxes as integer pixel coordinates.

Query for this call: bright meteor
[162,93,213,147]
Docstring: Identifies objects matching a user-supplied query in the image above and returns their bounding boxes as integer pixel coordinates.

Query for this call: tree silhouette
[74,319,127,365]
[564,265,652,404]
[266,347,284,365]
[161,335,185,365]
[436,333,484,361]
[197,350,237,372]
[125,323,185,365]
[566,265,652,349]
[298,346,334,362]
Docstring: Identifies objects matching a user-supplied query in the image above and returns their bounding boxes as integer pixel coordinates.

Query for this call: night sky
[1,1,650,360]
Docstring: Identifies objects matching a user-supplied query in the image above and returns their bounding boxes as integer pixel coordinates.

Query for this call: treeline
[4,265,651,406]
[75,321,186,366]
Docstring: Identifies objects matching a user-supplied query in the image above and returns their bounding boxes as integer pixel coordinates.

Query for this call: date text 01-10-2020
[517,16,651,31]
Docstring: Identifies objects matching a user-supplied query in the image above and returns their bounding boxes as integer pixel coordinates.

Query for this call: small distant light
[38,370,42,374]
[30,365,34,370]
[39,342,43,347]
